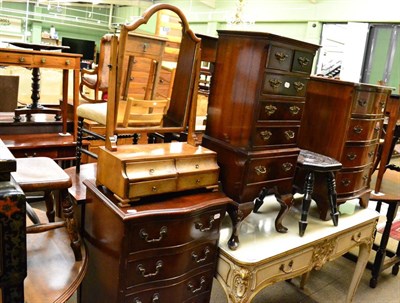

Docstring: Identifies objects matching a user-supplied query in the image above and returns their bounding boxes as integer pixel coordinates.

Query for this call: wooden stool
[296,149,342,236]
[11,157,82,261]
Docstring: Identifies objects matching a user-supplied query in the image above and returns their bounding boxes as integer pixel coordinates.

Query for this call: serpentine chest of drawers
[202,30,319,233]
[80,179,232,303]
[296,76,392,220]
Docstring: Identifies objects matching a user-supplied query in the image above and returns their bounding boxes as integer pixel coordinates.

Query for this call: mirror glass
[107,5,200,139]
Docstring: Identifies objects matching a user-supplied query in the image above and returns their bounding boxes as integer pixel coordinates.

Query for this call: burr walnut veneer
[202,30,320,236]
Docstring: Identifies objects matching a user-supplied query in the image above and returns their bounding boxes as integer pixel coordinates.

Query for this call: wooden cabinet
[81,179,232,303]
[202,30,319,232]
[297,76,392,219]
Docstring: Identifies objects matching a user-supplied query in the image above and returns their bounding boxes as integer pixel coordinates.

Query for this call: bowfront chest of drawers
[297,76,392,219]
[81,179,232,303]
[202,30,319,232]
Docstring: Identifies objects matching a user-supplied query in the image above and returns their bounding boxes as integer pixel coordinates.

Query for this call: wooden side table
[216,199,379,303]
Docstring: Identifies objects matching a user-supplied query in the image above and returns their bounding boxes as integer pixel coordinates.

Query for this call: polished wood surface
[25,209,87,303]
[0,47,81,138]
[297,76,392,219]
[217,200,379,303]
[202,30,319,235]
[81,179,232,303]
[64,163,97,204]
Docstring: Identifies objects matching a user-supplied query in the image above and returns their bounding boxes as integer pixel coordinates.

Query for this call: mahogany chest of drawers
[202,30,319,231]
[297,76,392,219]
[80,179,232,303]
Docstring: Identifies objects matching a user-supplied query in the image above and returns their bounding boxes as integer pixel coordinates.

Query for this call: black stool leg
[370,202,399,288]
[299,171,314,237]
[327,171,339,226]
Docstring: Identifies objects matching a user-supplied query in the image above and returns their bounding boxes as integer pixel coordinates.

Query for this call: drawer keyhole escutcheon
[265,105,277,116]
[293,81,305,92]
[137,260,163,278]
[279,260,294,274]
[347,153,357,161]
[195,216,215,232]
[255,165,267,175]
[353,126,363,134]
[142,43,149,52]
[297,56,310,67]
[289,105,300,115]
[260,130,272,141]
[274,51,288,62]
[192,247,210,263]
[358,99,367,107]
[140,226,167,243]
[341,179,351,187]
[284,130,295,140]
[187,276,206,294]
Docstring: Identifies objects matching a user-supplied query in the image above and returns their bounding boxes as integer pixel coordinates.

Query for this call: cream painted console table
[216,200,379,303]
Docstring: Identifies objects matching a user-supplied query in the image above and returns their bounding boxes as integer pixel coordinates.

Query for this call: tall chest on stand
[202,30,319,235]
[296,76,392,219]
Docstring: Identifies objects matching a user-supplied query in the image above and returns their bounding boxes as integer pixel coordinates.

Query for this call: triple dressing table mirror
[96,4,220,205]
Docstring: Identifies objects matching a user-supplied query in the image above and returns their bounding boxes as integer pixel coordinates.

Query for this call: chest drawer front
[126,159,176,181]
[0,53,33,65]
[11,148,58,159]
[292,50,314,74]
[253,125,299,148]
[347,118,382,142]
[335,166,371,194]
[128,177,177,198]
[177,170,219,191]
[125,242,217,288]
[340,144,377,168]
[255,248,313,286]
[247,155,297,184]
[33,55,77,69]
[176,156,218,173]
[266,45,293,71]
[124,269,214,303]
[127,209,224,253]
[127,38,165,57]
[242,178,294,203]
[333,224,375,257]
[258,101,304,121]
[262,74,308,97]
[352,90,386,115]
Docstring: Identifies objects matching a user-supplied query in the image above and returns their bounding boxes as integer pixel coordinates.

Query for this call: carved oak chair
[79,34,113,103]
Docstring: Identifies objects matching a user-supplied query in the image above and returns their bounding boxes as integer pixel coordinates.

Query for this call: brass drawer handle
[41,57,46,63]
[368,151,374,158]
[274,51,288,62]
[134,293,159,303]
[279,260,294,274]
[19,57,25,63]
[353,126,363,134]
[142,43,149,52]
[357,99,367,107]
[379,101,385,108]
[140,226,167,243]
[265,104,277,116]
[137,260,163,278]
[284,130,295,140]
[260,130,272,141]
[374,126,380,132]
[289,105,300,115]
[149,168,155,175]
[152,186,157,192]
[255,165,267,175]
[293,81,305,92]
[195,216,215,232]
[187,276,206,294]
[297,56,310,67]
[195,164,199,169]
[352,232,362,243]
[341,179,351,187]
[192,247,210,263]
[269,79,282,89]
[282,162,293,172]
[347,153,357,161]
[65,59,70,65]
[362,175,368,182]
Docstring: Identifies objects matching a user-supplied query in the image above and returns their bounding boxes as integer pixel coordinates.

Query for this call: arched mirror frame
[105,4,202,151]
